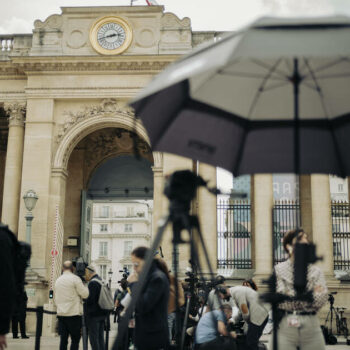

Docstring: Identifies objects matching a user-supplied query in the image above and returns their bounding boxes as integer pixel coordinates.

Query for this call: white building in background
[329,175,348,201]
[91,200,153,289]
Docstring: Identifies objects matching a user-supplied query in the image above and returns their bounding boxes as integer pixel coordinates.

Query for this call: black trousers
[58,315,82,350]
[245,317,268,350]
[12,314,26,337]
[196,337,237,350]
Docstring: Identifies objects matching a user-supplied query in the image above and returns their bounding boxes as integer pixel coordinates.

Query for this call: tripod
[324,292,350,344]
[112,170,226,350]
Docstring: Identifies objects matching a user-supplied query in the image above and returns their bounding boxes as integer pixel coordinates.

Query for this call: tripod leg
[112,216,170,350]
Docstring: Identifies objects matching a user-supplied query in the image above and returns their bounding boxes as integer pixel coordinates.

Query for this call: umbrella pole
[293,58,302,227]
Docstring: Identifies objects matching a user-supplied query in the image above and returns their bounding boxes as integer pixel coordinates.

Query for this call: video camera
[72,257,88,281]
[118,267,130,283]
[328,291,337,305]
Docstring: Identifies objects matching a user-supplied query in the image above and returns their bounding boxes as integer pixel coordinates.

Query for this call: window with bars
[99,242,108,257]
[124,241,133,256]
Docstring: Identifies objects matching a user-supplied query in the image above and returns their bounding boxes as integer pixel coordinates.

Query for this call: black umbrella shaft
[293,58,301,176]
[293,58,302,223]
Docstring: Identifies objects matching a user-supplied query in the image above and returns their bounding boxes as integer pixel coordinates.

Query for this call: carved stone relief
[161,13,191,30]
[135,27,157,48]
[76,127,153,185]
[66,30,87,49]
[34,14,63,30]
[3,101,26,127]
[56,99,135,144]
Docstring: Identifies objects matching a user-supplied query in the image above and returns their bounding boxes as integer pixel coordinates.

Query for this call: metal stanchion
[26,307,57,350]
[34,306,43,350]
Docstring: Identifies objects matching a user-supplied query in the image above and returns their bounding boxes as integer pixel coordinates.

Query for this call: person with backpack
[85,265,114,350]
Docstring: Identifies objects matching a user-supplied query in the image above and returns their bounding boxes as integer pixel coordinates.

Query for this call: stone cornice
[3,101,26,127]
[10,55,179,74]
[92,233,151,239]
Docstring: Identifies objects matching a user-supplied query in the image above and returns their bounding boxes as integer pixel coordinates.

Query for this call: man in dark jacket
[0,224,17,350]
[85,266,108,350]
[131,246,170,350]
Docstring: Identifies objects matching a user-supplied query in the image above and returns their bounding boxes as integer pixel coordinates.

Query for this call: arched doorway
[63,127,154,286]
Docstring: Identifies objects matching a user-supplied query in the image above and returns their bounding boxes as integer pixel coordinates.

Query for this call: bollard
[35,306,43,350]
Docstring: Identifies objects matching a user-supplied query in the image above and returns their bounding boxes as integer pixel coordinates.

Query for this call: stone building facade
[0,5,349,333]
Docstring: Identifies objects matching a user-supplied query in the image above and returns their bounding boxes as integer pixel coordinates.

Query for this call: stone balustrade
[0,34,32,58]
[0,35,14,51]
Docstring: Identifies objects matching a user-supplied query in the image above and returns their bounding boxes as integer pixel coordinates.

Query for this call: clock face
[90,16,133,55]
[97,23,126,50]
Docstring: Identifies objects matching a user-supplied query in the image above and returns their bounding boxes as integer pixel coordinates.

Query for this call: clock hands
[99,32,125,40]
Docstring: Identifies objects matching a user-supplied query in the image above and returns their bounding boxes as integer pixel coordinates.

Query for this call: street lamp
[108,268,113,288]
[23,190,38,245]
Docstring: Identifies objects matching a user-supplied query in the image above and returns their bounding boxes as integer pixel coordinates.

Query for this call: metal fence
[331,201,350,270]
[217,199,251,269]
[272,200,301,265]
[217,199,350,271]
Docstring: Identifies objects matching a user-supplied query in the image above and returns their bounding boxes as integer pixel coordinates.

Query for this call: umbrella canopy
[131,16,350,177]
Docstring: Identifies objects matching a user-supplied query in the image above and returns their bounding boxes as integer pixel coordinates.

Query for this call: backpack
[91,278,115,312]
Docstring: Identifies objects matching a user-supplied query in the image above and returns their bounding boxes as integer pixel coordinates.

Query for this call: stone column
[310,175,334,277]
[251,174,274,282]
[152,164,164,240]
[197,163,217,274]
[1,101,26,234]
[299,175,313,240]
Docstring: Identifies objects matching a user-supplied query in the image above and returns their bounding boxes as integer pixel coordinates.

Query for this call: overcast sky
[2,0,350,191]
[1,0,350,34]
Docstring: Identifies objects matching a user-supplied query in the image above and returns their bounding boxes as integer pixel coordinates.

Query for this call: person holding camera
[194,304,237,350]
[271,228,328,350]
[219,285,269,350]
[55,260,89,350]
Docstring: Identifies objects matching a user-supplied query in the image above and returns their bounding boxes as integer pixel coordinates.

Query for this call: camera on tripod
[118,267,130,283]
[328,291,337,305]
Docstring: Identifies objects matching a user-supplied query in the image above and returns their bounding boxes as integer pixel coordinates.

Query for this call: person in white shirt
[55,261,89,350]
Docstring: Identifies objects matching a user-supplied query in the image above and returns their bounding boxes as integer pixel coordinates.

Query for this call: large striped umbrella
[131,16,350,177]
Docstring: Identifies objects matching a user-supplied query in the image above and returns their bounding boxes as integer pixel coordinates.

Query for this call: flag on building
[146,0,159,5]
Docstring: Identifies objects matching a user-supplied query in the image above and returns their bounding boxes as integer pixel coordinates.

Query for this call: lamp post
[108,268,113,288]
[23,190,38,245]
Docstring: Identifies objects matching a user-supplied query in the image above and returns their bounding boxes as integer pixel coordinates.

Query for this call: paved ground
[7,334,350,350]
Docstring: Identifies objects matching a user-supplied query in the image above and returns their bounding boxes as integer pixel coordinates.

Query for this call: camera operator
[55,260,89,350]
[206,276,236,312]
[0,224,31,350]
[219,285,269,350]
[194,304,237,350]
[271,228,328,350]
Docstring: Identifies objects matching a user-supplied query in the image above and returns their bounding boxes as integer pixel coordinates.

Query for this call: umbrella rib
[250,58,289,80]
[232,59,283,176]
[219,70,286,81]
[303,58,346,78]
[303,58,347,177]
[247,58,283,118]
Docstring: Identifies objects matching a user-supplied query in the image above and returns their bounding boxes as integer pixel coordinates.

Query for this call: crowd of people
[0,227,329,350]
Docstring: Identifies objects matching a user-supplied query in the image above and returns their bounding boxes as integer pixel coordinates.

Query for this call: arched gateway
[0,5,217,334]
